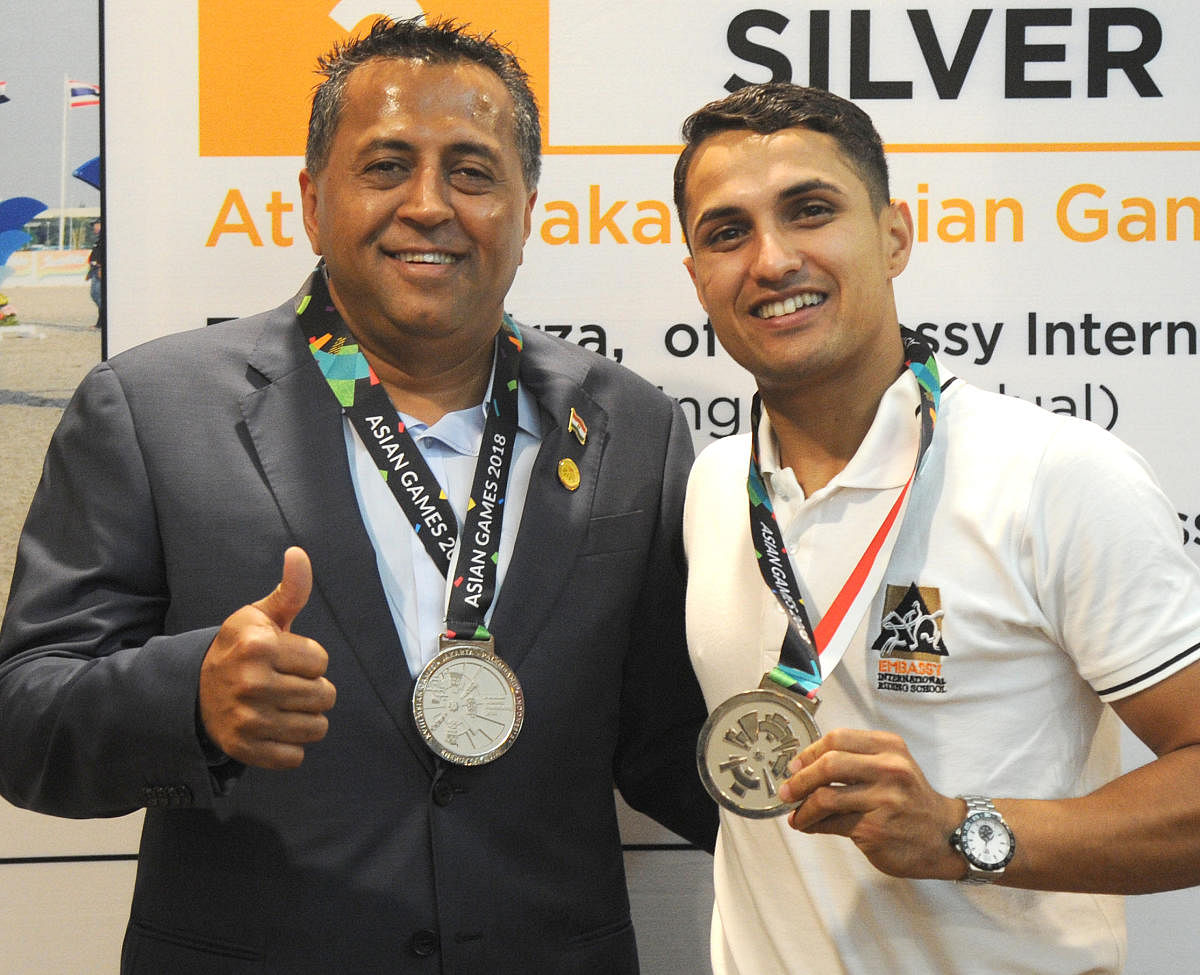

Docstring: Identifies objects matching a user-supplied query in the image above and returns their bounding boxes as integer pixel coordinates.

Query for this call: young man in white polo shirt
[673,82,1200,974]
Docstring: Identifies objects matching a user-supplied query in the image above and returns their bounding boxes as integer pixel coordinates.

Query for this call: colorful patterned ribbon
[302,270,522,643]
[747,330,941,699]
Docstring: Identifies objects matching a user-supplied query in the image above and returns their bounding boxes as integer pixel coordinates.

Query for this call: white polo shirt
[685,365,1200,974]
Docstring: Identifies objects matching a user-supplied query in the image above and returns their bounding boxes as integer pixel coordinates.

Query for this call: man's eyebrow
[446,140,504,165]
[691,204,745,233]
[778,178,847,202]
[358,137,503,164]
[691,179,847,234]
[359,137,414,155]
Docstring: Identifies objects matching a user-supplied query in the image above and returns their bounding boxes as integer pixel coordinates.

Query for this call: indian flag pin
[567,407,588,446]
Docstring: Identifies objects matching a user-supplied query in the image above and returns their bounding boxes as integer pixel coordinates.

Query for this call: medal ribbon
[301,271,522,643]
[749,331,941,700]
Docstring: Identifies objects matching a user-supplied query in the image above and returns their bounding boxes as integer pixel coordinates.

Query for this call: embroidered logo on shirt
[872,583,948,695]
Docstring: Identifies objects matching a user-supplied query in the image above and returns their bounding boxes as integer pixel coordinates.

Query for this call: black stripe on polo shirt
[1094,640,1200,699]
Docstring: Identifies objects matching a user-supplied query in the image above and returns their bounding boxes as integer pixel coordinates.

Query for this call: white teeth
[396,252,458,264]
[755,293,824,319]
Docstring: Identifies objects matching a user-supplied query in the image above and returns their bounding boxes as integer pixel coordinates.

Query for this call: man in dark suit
[0,18,714,973]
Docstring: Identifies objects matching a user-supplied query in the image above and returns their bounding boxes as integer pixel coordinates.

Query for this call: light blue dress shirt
[344,377,543,677]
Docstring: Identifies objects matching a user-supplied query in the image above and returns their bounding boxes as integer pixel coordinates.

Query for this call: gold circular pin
[557,458,581,491]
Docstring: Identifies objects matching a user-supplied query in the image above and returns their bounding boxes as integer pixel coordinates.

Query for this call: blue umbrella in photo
[0,228,32,266]
[0,197,45,287]
[0,196,46,234]
[73,156,101,191]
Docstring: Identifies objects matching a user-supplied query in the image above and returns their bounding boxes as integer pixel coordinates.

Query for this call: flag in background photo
[68,80,100,107]
[0,81,10,105]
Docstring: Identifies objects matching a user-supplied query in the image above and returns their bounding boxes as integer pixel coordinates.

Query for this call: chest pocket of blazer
[582,510,649,555]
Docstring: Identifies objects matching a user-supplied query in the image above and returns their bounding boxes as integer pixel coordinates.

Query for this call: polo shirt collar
[760,366,926,499]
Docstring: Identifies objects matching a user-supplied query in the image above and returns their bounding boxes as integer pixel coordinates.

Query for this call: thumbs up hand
[198,547,337,769]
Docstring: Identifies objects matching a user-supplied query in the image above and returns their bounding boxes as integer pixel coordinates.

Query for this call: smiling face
[300,57,536,370]
[681,126,912,401]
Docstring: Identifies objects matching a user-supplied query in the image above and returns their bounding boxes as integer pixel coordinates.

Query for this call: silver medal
[412,640,523,765]
[697,686,821,818]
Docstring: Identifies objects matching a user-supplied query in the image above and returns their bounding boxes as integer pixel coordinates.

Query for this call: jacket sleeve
[0,363,225,818]
[612,398,718,852]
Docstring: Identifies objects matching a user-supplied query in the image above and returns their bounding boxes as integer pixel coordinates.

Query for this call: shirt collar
[400,343,541,456]
[760,366,930,498]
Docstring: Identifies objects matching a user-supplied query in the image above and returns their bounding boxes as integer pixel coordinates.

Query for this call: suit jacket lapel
[489,330,609,669]
[239,297,436,773]
[234,307,607,751]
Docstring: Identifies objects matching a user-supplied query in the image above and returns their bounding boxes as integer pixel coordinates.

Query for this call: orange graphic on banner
[198,1,548,158]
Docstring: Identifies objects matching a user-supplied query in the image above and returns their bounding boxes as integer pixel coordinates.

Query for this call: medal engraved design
[413,642,524,766]
[697,687,821,818]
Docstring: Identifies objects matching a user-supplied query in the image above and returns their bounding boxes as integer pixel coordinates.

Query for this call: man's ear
[683,254,709,315]
[298,169,323,257]
[517,190,537,266]
[882,200,914,279]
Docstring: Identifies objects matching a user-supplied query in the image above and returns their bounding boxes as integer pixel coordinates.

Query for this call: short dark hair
[673,83,891,234]
[306,16,541,189]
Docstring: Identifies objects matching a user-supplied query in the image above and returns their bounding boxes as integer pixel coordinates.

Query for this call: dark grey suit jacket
[0,282,716,973]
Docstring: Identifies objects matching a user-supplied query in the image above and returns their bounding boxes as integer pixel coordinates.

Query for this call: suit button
[166,785,193,807]
[409,929,438,957]
[432,779,455,806]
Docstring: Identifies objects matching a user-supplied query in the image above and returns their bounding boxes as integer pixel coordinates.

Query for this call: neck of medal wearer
[360,335,497,427]
[321,270,502,426]
[759,332,906,498]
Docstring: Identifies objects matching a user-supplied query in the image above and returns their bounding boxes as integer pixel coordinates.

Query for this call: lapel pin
[568,407,588,446]
[557,458,581,492]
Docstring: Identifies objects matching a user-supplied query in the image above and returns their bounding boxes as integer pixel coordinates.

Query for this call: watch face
[961,812,1015,870]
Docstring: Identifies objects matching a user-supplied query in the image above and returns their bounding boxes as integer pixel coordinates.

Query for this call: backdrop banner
[105,1,1199,531]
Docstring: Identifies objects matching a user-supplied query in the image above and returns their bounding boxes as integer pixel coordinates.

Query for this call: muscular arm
[780,659,1200,894]
[778,413,1200,893]
[996,661,1200,893]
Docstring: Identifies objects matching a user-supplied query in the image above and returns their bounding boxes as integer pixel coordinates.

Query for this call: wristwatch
[950,795,1015,883]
